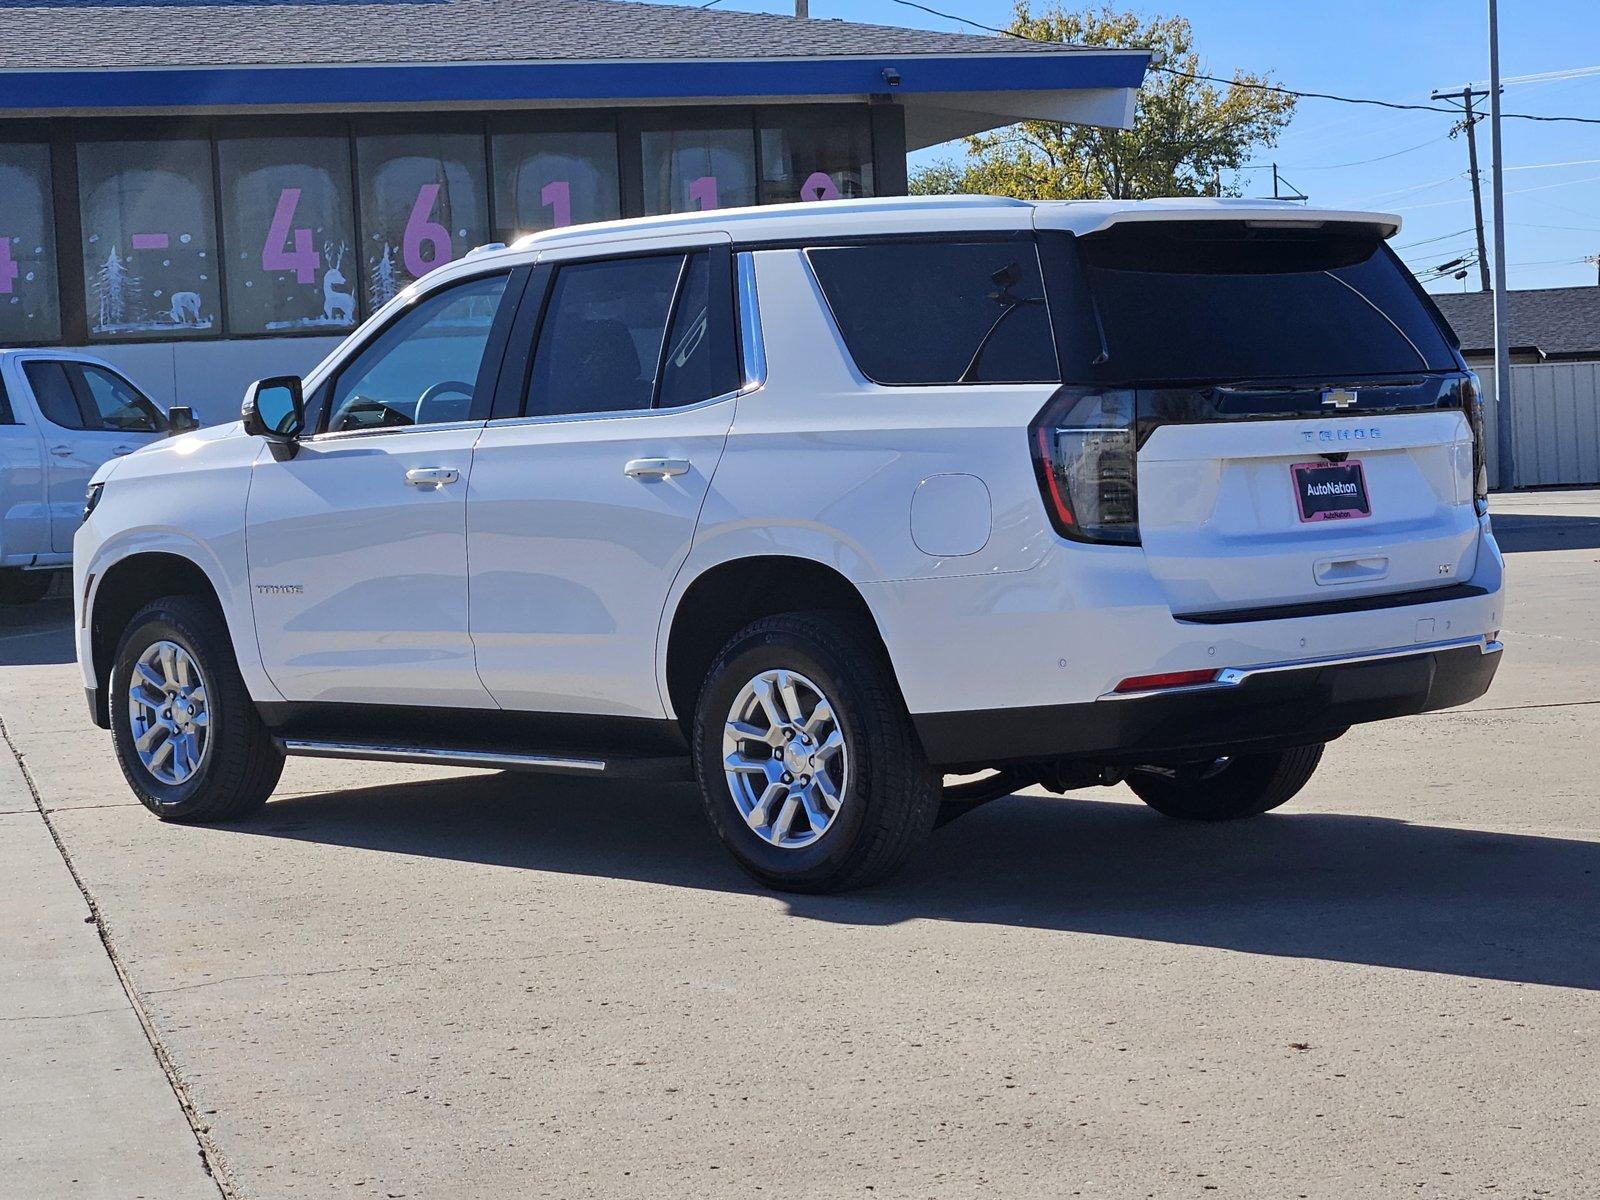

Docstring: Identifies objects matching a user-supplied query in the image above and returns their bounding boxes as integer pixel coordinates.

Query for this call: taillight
[1113,669,1219,694]
[1462,371,1489,513]
[1030,387,1139,544]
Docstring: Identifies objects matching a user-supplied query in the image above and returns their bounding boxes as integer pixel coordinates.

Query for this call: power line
[885,0,1600,126]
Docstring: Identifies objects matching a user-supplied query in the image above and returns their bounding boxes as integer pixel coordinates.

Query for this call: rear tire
[110,595,283,822]
[0,569,52,606]
[692,612,939,893]
[1127,744,1324,821]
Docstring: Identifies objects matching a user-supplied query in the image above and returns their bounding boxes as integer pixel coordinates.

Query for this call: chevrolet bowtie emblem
[1321,388,1359,410]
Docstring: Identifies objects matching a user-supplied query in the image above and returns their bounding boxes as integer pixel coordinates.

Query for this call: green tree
[910,3,1296,200]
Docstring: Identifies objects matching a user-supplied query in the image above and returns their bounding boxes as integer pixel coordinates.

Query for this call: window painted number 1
[540,180,572,228]
[262,188,320,284]
[0,237,16,295]
[689,175,719,211]
[403,183,452,278]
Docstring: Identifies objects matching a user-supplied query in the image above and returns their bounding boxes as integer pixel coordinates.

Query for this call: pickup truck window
[22,361,88,430]
[0,378,13,424]
[76,364,164,433]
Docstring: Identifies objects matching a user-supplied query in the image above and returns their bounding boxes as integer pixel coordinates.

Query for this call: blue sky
[664,0,1600,293]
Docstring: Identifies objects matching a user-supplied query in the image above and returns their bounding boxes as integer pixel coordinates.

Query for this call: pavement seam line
[0,713,237,1200]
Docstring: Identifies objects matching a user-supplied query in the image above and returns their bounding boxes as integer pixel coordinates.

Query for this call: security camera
[882,66,902,87]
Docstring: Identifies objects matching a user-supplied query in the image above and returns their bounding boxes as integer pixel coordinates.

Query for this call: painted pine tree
[94,247,142,330]
[369,243,400,308]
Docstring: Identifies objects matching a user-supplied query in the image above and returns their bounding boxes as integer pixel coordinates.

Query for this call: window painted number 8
[800,172,841,202]
[262,188,321,284]
[403,183,452,278]
[0,237,17,295]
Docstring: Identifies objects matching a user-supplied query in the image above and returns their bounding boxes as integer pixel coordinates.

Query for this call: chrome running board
[275,739,606,775]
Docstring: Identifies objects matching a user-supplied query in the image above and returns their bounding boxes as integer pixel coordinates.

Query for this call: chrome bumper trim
[1098,635,1501,702]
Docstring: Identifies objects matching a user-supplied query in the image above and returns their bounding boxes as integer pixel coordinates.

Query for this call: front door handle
[404,467,461,488]
[624,457,690,479]
[50,444,73,457]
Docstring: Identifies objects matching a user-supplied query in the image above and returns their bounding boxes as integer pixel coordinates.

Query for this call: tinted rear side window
[808,240,1058,385]
[1071,223,1457,383]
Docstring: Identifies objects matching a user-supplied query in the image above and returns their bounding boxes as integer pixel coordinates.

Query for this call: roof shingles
[0,0,1091,69]
[1432,286,1600,359]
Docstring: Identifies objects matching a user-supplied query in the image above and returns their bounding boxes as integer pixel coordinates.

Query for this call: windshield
[1063,222,1458,384]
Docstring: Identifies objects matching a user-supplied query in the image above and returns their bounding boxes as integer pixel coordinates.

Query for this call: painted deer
[322,242,355,324]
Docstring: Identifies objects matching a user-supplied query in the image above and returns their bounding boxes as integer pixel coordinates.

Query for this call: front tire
[692,612,939,893]
[0,569,52,606]
[110,595,283,822]
[1127,744,1324,821]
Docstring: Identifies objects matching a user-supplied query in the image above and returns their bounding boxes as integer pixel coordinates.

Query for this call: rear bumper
[913,637,1501,767]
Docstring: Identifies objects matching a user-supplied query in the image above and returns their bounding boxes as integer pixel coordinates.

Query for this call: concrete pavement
[1,492,1597,1198]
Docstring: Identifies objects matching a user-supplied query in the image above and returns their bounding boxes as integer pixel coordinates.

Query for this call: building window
[641,125,757,215]
[0,143,59,344]
[355,131,490,312]
[760,110,874,204]
[77,139,220,339]
[492,127,620,238]
[217,135,359,336]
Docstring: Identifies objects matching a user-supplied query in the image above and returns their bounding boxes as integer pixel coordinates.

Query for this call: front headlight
[83,482,104,521]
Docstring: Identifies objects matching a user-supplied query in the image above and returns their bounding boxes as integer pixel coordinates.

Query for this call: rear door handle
[404,467,461,488]
[50,444,73,457]
[623,457,690,479]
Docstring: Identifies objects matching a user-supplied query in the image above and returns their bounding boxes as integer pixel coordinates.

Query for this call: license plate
[1291,460,1371,522]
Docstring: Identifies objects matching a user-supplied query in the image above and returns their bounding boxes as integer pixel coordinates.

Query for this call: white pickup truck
[1,350,190,604]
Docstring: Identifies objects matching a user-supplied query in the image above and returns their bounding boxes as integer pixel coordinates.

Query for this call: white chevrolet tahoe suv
[75,196,1504,893]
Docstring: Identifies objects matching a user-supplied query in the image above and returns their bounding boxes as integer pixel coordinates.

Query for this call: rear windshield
[808,240,1059,385]
[1069,223,1457,383]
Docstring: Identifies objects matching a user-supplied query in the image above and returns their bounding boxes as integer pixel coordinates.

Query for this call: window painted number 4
[0,237,16,294]
[262,188,320,284]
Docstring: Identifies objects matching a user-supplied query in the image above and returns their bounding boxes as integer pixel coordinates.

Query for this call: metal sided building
[0,0,1150,420]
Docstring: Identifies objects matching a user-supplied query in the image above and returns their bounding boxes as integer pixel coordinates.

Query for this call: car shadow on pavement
[242,771,1600,991]
[0,596,77,665]
[1491,512,1600,553]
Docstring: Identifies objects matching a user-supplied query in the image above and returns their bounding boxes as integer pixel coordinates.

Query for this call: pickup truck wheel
[110,595,283,822]
[1127,744,1324,821]
[0,569,51,605]
[692,612,939,894]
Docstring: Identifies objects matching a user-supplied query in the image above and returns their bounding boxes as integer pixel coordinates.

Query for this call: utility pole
[1487,0,1516,489]
[1431,86,1493,291]
[795,0,808,15]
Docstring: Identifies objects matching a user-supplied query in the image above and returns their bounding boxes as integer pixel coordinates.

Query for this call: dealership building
[0,0,1149,420]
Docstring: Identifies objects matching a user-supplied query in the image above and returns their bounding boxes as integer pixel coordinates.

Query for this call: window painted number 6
[540,180,572,228]
[0,237,16,294]
[262,188,321,284]
[403,183,452,278]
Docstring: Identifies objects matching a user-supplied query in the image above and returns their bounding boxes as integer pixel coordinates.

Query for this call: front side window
[808,240,1058,385]
[525,255,685,417]
[78,139,220,339]
[217,135,359,336]
[356,132,491,311]
[0,142,60,344]
[77,365,163,433]
[326,273,510,432]
[22,362,85,429]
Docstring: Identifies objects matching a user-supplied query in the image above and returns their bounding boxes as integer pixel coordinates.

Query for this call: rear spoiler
[1066,206,1402,241]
